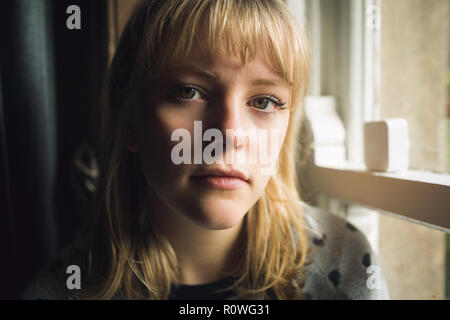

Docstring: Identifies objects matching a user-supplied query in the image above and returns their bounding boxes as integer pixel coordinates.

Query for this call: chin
[190,198,249,230]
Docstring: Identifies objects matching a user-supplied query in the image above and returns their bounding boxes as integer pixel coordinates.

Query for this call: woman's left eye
[249,96,286,113]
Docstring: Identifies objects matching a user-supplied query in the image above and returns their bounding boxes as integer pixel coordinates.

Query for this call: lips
[192,167,249,180]
[190,167,249,190]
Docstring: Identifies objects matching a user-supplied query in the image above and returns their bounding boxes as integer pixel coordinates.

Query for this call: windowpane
[379,0,449,174]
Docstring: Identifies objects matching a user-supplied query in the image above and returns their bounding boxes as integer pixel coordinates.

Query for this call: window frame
[289,0,450,232]
[306,162,450,232]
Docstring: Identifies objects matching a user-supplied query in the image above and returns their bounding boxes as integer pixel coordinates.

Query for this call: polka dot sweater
[300,202,390,300]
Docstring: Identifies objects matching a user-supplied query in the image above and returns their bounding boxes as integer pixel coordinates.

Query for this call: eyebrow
[251,78,292,88]
[170,65,292,88]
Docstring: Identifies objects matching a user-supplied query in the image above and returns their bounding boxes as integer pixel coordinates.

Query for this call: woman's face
[133,45,292,230]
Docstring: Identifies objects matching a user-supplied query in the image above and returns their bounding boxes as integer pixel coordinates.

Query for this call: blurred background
[0,0,449,299]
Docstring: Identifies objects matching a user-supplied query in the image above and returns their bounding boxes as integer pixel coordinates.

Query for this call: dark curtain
[0,0,108,299]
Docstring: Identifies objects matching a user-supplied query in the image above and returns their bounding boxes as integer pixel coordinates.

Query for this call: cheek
[273,111,290,148]
[136,106,190,191]
[249,112,290,171]
[156,107,196,132]
[251,171,271,197]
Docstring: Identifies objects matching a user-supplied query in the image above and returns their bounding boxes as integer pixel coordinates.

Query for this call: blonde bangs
[139,0,309,109]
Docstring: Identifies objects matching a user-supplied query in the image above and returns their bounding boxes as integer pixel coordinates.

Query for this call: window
[288,0,450,299]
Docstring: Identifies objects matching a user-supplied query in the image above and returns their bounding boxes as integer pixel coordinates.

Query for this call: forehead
[166,40,293,88]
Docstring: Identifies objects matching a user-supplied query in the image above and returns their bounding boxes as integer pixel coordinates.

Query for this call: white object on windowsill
[304,96,346,167]
[364,118,410,172]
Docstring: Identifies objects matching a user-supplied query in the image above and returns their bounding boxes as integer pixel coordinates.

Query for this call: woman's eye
[172,86,204,100]
[250,97,286,113]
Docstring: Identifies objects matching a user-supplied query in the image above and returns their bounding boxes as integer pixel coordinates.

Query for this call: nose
[212,95,246,151]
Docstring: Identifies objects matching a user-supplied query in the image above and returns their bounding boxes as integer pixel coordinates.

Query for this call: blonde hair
[77,0,311,300]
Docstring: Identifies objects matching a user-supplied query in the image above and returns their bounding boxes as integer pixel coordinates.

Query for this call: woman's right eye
[169,85,205,101]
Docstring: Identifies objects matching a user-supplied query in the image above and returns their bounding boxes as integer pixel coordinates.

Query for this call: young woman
[24,0,389,300]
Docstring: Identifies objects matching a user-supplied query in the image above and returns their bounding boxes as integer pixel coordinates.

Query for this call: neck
[145,190,244,285]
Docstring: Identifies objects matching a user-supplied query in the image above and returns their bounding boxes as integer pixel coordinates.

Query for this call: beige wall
[378,214,446,299]
[380,0,448,172]
[378,0,448,300]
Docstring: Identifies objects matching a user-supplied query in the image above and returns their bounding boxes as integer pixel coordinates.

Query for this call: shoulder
[21,238,88,300]
[299,202,390,300]
[21,262,70,300]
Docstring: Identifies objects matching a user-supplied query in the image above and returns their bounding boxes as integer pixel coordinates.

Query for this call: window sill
[305,162,450,231]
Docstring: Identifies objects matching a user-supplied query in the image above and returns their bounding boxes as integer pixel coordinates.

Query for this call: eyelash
[168,84,206,100]
[168,84,287,114]
[252,95,287,114]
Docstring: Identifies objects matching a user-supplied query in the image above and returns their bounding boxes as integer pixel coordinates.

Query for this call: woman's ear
[126,124,139,152]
